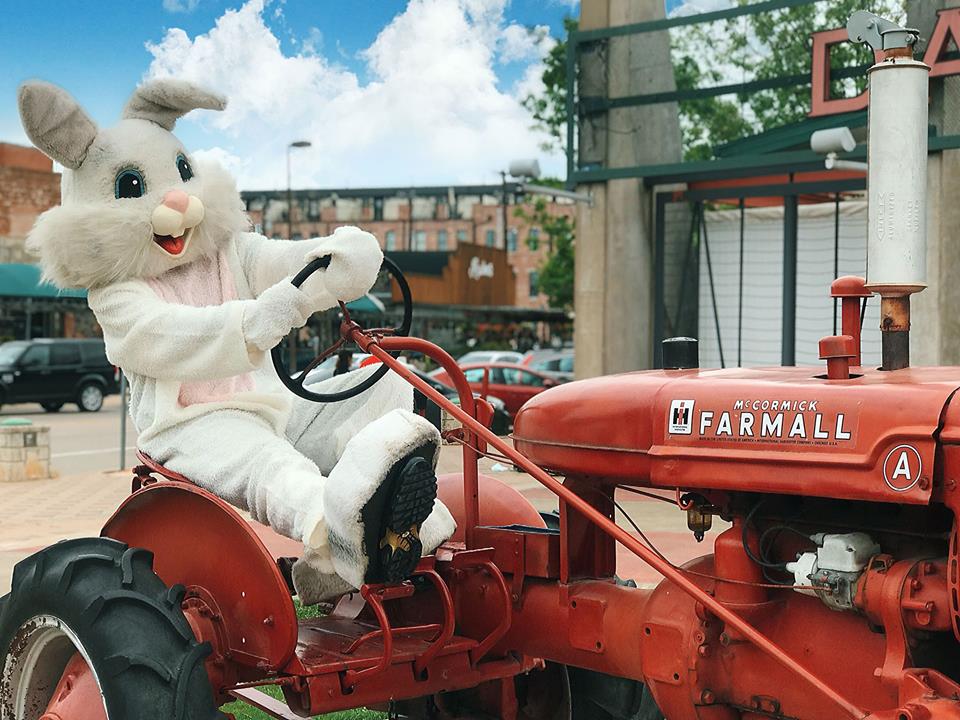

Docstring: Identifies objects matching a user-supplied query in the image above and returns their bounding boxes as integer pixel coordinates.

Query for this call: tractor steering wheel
[271,255,412,403]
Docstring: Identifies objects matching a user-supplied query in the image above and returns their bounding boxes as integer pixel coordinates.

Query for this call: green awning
[0,264,86,299]
[0,263,387,311]
[345,293,386,314]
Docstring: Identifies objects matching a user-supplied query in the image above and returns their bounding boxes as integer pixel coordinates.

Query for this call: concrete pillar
[574,0,683,378]
[907,0,960,365]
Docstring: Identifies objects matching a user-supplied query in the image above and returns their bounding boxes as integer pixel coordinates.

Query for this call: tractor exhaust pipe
[848,12,928,370]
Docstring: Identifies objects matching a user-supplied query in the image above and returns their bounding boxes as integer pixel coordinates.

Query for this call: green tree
[514,198,575,311]
[518,18,578,310]
[522,17,577,154]
[672,0,904,160]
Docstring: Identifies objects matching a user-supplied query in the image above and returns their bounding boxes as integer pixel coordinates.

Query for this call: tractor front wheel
[0,537,226,720]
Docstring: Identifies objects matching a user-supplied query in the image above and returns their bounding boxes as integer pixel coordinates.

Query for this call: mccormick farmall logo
[668,398,854,446]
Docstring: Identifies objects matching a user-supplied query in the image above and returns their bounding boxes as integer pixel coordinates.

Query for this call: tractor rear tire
[0,537,227,720]
[568,667,665,720]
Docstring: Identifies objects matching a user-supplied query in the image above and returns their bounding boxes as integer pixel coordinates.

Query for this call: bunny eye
[115,168,145,199]
[177,153,193,182]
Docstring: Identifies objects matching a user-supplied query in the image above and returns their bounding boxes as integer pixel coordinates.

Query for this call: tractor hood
[512,366,960,505]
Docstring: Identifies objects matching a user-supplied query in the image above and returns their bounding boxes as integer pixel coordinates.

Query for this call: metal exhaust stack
[848,12,928,370]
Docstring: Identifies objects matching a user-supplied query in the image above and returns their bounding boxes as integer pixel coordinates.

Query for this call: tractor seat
[134,450,195,485]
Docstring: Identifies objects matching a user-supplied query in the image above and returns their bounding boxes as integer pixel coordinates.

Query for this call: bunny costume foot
[18,78,455,603]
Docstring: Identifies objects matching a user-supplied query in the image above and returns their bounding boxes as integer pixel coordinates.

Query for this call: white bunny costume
[17,79,455,603]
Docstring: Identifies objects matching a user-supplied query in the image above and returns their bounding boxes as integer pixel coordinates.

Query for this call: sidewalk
[0,446,719,595]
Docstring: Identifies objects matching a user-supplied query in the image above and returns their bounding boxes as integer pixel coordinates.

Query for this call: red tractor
[4,11,960,720]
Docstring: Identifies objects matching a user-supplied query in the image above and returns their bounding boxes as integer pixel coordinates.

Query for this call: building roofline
[241,183,521,201]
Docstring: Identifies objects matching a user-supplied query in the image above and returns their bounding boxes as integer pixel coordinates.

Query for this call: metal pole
[287,146,297,372]
[119,372,127,471]
[565,31,576,190]
[833,192,840,335]
[700,208,725,368]
[737,198,745,367]
[500,170,509,250]
[782,193,798,366]
[653,193,666,368]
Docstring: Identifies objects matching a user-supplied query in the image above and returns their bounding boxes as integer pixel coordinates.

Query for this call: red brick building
[0,143,60,264]
[241,185,575,311]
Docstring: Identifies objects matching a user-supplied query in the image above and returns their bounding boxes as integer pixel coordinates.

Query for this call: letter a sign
[882,444,923,492]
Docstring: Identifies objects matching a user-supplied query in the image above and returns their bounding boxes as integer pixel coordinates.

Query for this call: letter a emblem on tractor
[882,444,923,492]
[669,400,695,435]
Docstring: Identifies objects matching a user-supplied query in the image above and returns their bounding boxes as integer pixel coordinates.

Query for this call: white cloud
[162,0,200,13]
[500,23,553,64]
[145,0,562,189]
[300,27,323,56]
[192,146,246,177]
[668,0,733,17]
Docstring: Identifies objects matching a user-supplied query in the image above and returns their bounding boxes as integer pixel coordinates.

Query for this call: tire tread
[0,537,226,720]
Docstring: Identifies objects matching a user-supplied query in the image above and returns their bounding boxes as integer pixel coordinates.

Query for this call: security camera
[508,159,541,180]
[810,127,857,154]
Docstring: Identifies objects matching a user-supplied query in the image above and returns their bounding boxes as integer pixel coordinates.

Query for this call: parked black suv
[0,339,119,412]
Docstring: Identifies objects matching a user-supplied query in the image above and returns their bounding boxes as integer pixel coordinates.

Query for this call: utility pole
[500,170,509,250]
[286,140,311,372]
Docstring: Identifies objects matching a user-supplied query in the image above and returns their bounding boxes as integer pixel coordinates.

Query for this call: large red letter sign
[924,8,960,78]
[810,28,881,117]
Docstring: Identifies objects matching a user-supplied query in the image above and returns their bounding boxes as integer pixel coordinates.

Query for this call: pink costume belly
[147,251,255,406]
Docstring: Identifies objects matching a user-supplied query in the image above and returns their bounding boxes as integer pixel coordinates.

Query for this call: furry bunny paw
[304,226,383,303]
[242,280,315,352]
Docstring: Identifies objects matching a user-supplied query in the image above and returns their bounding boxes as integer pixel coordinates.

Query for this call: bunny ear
[123,79,226,130]
[18,82,98,170]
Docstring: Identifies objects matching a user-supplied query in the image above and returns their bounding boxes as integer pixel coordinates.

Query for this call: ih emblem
[669,400,695,435]
[883,444,923,492]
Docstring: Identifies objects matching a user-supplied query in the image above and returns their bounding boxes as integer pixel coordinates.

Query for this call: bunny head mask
[18,79,248,289]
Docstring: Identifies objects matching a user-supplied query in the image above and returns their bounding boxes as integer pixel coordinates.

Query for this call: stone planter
[0,420,51,482]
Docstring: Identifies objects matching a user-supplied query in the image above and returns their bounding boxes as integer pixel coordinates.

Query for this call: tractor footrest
[292,615,477,674]
[280,615,532,717]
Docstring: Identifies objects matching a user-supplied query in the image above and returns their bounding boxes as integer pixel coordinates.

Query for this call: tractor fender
[437,472,546,542]
[101,481,298,673]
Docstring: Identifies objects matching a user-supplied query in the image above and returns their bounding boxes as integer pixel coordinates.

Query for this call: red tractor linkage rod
[348,321,867,720]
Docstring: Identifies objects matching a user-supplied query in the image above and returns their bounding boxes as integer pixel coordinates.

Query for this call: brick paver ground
[0,446,720,595]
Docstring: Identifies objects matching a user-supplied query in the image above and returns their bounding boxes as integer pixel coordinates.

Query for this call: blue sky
[1,0,581,189]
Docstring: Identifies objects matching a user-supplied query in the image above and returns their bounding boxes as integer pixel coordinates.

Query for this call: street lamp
[286,140,311,372]
[287,140,312,240]
[508,157,593,205]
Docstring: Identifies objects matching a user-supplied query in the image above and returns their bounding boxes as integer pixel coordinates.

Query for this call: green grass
[221,600,386,720]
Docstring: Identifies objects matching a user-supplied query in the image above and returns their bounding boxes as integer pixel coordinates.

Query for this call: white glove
[242,278,315,352]
[303,226,383,303]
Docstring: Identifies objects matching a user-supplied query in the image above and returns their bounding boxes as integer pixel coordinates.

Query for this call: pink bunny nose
[162,189,190,213]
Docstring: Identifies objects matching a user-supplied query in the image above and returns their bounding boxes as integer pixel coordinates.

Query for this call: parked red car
[431,362,563,418]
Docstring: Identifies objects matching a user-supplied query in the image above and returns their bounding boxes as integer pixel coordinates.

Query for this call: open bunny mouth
[153,227,194,257]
